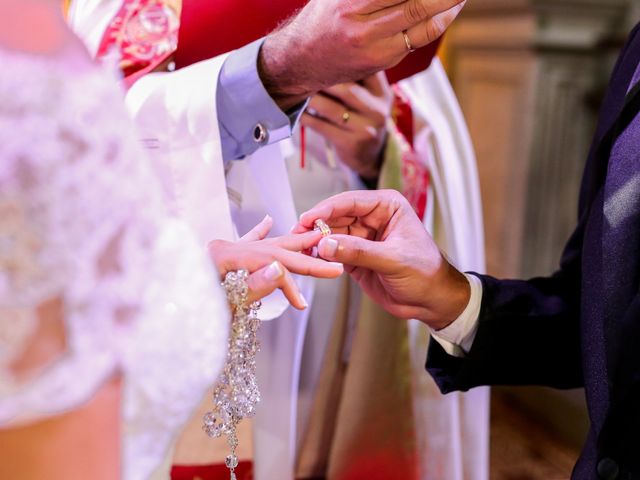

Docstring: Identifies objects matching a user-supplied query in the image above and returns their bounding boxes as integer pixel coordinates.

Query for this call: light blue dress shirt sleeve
[217,38,305,161]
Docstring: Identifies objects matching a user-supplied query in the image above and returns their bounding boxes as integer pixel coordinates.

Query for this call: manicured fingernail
[299,293,308,309]
[264,261,283,281]
[321,238,339,257]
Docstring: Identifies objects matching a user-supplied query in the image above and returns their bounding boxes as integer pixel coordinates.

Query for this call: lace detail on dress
[0,48,229,480]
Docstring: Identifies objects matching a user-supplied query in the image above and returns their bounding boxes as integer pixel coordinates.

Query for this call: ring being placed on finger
[342,111,351,124]
[402,30,416,53]
[314,219,332,237]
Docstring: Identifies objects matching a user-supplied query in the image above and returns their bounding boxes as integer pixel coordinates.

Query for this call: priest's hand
[260,0,465,110]
[209,215,343,309]
[302,73,393,182]
[294,190,470,329]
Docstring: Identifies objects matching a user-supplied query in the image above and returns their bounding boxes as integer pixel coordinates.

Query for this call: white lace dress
[0,48,229,479]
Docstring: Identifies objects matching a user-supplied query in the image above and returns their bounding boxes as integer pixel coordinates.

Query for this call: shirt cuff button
[253,123,268,144]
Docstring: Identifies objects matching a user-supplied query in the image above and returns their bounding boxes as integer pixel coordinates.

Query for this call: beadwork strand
[203,270,261,479]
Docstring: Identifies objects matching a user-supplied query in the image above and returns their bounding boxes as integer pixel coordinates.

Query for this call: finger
[247,261,308,310]
[323,83,388,125]
[301,112,353,145]
[240,215,273,242]
[404,2,465,49]
[218,247,343,278]
[290,223,313,234]
[275,249,344,278]
[361,72,391,99]
[372,0,465,35]
[308,94,374,133]
[293,219,374,239]
[317,235,396,274]
[271,230,324,251]
[298,189,403,229]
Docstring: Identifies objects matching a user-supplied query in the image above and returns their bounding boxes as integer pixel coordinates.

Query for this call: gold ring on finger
[314,219,332,237]
[342,111,351,124]
[402,30,416,53]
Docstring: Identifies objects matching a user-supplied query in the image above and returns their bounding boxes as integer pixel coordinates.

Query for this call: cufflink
[253,123,268,144]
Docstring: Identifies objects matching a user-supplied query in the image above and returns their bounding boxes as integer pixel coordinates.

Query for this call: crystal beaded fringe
[203,270,262,480]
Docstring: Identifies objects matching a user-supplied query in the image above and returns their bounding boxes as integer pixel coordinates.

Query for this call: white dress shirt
[430,273,483,357]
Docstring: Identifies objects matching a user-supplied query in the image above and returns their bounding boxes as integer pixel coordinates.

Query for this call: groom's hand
[261,0,466,110]
[295,190,470,329]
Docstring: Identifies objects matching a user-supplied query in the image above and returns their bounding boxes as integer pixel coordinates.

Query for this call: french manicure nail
[264,261,283,281]
[322,238,339,257]
[299,293,308,309]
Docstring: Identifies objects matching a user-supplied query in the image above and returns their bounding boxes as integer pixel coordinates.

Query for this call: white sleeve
[430,274,483,357]
[125,56,236,244]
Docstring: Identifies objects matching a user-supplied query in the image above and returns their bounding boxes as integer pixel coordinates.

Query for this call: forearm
[258,30,314,112]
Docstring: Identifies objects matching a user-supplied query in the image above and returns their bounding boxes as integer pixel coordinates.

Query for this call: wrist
[354,136,387,183]
[421,260,471,331]
[259,29,316,111]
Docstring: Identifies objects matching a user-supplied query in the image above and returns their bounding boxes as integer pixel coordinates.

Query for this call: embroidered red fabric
[96,0,180,87]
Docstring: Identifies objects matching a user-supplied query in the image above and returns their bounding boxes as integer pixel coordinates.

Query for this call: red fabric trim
[176,0,441,82]
[392,85,430,220]
[300,125,306,169]
[171,462,253,480]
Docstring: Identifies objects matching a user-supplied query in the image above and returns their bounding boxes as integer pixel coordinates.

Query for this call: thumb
[318,235,395,274]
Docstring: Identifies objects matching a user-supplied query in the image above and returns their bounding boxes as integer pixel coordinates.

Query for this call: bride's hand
[209,215,343,309]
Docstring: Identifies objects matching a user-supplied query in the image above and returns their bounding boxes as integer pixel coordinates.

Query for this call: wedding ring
[314,219,332,237]
[402,30,416,53]
[342,111,351,124]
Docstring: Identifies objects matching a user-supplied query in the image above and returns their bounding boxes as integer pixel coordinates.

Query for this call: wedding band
[402,30,416,53]
[342,111,351,124]
[314,219,332,237]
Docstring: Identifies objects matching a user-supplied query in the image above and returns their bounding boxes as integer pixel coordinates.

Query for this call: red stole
[175,0,299,69]
[95,0,441,87]
[175,0,441,84]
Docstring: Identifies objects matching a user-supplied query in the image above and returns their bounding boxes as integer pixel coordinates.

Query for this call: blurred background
[440,1,639,478]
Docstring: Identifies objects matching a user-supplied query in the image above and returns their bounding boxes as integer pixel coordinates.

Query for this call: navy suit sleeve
[427,22,640,394]
[427,226,584,392]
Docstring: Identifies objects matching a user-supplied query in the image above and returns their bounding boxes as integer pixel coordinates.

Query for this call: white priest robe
[285,59,490,480]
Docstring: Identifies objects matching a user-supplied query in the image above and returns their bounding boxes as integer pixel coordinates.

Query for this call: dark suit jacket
[427,24,640,480]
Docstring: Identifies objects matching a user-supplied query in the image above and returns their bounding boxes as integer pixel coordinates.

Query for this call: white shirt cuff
[430,273,483,358]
